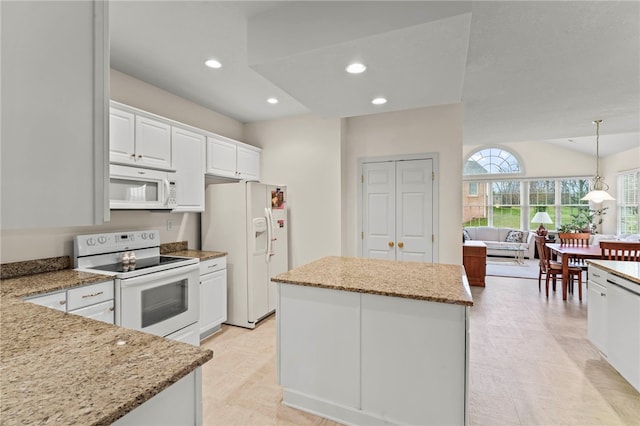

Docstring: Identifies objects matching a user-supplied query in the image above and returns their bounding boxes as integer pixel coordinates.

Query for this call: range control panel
[75,230,160,257]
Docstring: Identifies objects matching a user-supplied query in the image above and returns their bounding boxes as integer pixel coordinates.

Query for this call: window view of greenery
[462,147,593,231]
[618,170,639,234]
[492,181,521,228]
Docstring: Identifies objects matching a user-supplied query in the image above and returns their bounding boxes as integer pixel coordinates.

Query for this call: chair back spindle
[600,241,640,261]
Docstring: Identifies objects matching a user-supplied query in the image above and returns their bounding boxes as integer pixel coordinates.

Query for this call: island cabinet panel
[277,282,469,425]
[114,368,201,425]
[360,294,467,425]
[278,284,360,408]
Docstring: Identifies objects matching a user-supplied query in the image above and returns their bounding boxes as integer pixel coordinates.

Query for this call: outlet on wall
[167,220,173,231]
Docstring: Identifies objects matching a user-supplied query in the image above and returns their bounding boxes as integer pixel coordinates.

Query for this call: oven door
[119,263,199,339]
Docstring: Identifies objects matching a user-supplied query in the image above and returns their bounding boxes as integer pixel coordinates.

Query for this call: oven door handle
[118,263,199,288]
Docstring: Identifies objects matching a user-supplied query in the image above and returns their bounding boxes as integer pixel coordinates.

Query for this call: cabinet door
[587,280,607,354]
[110,108,135,164]
[206,136,237,178]
[1,0,109,228]
[200,269,227,337]
[607,283,640,391]
[135,116,172,169]
[236,144,261,181]
[171,127,205,211]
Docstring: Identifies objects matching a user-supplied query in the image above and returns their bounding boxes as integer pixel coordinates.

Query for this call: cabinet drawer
[589,266,608,286]
[69,300,115,324]
[200,257,226,275]
[67,280,114,311]
[26,291,67,311]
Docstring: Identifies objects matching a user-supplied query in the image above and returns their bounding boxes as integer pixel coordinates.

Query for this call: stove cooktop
[89,256,189,274]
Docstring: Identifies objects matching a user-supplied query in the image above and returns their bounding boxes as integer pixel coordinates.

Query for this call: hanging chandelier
[581,119,615,203]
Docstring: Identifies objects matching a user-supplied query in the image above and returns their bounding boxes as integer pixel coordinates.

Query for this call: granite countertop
[588,259,640,285]
[168,249,227,261]
[271,256,473,306]
[1,269,213,425]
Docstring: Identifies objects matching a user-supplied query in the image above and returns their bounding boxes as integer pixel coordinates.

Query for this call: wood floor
[200,276,639,425]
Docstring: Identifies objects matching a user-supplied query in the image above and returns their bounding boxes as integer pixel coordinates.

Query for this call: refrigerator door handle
[265,207,273,262]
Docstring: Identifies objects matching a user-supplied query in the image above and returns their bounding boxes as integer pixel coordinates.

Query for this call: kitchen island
[271,256,473,426]
[1,268,213,425]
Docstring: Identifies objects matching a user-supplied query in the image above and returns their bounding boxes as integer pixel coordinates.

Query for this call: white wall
[244,115,343,268]
[345,104,464,265]
[0,70,245,264]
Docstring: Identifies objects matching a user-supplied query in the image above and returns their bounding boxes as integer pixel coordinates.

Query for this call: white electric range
[74,230,200,345]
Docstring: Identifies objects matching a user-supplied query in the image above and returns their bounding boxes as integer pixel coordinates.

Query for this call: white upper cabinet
[171,126,205,212]
[109,108,135,164]
[1,0,109,228]
[109,104,172,170]
[206,135,261,181]
[135,116,172,169]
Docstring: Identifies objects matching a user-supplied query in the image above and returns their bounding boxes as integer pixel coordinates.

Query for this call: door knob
[388,241,394,247]
[398,242,404,248]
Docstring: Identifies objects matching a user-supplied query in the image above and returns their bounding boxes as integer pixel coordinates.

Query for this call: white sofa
[464,226,536,259]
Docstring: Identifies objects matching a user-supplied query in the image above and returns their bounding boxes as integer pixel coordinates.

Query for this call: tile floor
[201,275,639,425]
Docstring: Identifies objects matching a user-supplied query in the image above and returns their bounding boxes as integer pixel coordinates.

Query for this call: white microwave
[110,164,177,210]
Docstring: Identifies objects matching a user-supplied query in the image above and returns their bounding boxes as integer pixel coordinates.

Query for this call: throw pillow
[463,229,471,241]
[505,230,524,243]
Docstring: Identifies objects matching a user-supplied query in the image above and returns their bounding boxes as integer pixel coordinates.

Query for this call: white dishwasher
[199,256,227,340]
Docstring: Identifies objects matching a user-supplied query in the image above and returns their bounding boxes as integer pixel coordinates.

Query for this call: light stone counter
[271,256,473,306]
[168,249,227,261]
[1,269,213,425]
[587,259,640,285]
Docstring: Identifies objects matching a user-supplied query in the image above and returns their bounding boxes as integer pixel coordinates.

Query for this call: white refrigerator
[202,182,288,329]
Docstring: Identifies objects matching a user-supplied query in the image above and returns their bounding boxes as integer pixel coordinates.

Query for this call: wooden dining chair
[557,232,591,280]
[535,236,583,300]
[600,241,640,261]
[557,232,591,246]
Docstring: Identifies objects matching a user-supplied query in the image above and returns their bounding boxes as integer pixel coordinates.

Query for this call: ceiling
[110,1,640,156]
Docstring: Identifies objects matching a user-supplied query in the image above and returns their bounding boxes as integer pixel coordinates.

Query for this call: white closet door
[396,159,434,262]
[363,162,396,260]
[362,159,434,262]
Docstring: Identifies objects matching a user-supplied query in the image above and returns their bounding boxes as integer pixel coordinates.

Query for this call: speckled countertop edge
[272,256,473,306]
[168,249,228,261]
[1,268,213,425]
[587,259,640,285]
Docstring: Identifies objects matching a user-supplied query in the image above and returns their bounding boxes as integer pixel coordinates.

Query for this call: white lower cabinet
[199,257,227,340]
[278,283,468,425]
[588,264,640,392]
[25,279,115,324]
[114,368,202,425]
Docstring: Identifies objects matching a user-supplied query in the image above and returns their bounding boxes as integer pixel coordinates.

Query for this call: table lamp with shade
[531,212,553,236]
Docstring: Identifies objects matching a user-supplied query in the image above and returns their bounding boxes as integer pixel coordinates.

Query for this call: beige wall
[0,70,245,264]
[463,141,595,178]
[244,115,343,268]
[601,146,640,235]
[110,69,243,140]
[345,104,464,264]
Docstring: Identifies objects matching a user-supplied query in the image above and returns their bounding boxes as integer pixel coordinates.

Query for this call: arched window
[464,147,521,176]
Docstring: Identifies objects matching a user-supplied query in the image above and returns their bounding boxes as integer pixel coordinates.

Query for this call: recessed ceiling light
[204,59,222,69]
[267,97,279,104]
[371,97,387,105]
[346,63,367,74]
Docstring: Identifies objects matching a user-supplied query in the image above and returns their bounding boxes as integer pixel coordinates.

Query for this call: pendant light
[581,119,615,203]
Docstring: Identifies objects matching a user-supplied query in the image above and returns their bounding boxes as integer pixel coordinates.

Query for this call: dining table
[545,243,603,300]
